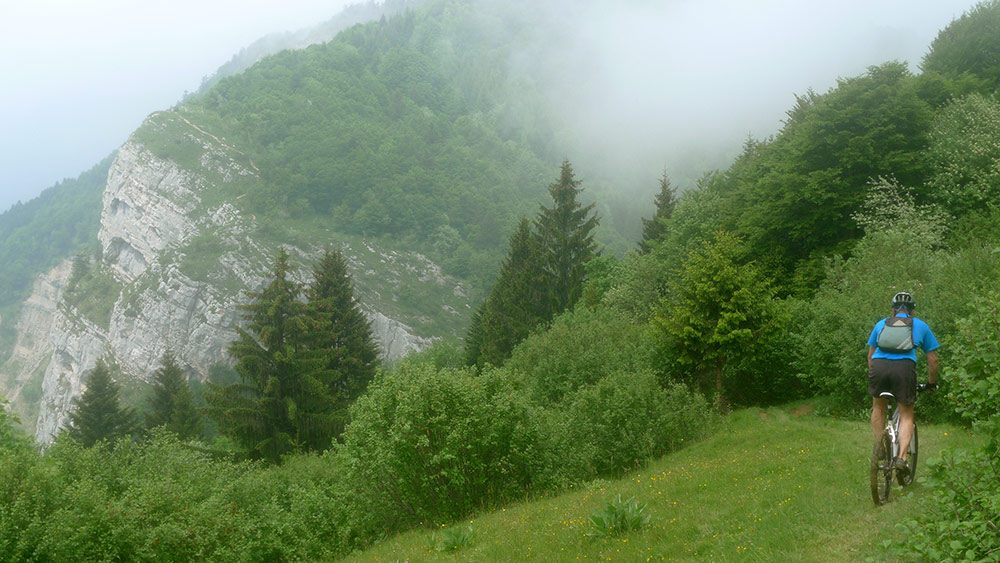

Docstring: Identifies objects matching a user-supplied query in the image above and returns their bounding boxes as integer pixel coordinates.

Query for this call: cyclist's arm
[868,346,875,369]
[926,350,939,384]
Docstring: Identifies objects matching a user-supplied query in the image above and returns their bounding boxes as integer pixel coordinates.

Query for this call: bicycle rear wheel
[897,423,918,486]
[871,431,893,505]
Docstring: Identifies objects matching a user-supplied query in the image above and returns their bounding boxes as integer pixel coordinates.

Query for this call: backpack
[877,316,914,352]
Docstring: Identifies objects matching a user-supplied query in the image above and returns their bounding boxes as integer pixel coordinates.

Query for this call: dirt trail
[168,110,260,172]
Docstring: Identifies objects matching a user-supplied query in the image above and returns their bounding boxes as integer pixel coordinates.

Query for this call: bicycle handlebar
[916,382,938,392]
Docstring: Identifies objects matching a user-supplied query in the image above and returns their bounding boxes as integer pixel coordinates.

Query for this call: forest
[2,0,1000,560]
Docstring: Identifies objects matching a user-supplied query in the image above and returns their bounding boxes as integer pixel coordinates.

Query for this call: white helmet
[891,292,915,311]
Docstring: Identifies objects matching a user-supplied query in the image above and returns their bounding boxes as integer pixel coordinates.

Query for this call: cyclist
[867,291,939,478]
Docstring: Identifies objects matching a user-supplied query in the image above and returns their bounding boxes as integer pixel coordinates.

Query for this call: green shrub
[793,174,1000,420]
[338,363,548,528]
[0,431,372,561]
[506,306,657,405]
[795,229,947,412]
[552,371,716,478]
[891,417,1000,561]
[945,289,1000,424]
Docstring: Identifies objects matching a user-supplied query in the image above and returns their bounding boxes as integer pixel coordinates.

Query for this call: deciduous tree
[653,231,783,401]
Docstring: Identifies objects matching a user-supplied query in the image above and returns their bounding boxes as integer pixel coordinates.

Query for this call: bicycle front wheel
[897,423,918,486]
[871,431,893,505]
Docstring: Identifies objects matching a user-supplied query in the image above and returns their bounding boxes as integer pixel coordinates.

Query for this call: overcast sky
[0,0,354,214]
[0,0,981,214]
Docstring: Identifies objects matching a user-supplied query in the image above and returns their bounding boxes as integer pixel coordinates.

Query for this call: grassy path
[343,402,980,562]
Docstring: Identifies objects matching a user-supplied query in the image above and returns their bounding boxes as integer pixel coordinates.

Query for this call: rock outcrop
[4,114,457,444]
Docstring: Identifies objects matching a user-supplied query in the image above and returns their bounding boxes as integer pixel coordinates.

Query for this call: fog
[0,0,980,214]
[523,0,978,189]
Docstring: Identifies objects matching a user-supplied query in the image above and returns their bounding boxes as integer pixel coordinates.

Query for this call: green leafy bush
[945,290,1000,423]
[891,417,1000,561]
[794,182,951,412]
[0,432,373,561]
[338,363,548,528]
[552,371,716,478]
[506,306,657,405]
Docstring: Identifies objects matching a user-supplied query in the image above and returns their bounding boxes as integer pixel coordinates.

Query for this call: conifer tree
[65,357,138,447]
[303,247,379,438]
[534,159,600,318]
[463,304,485,367]
[640,170,678,252]
[653,231,783,400]
[145,349,203,440]
[466,218,547,367]
[204,247,334,462]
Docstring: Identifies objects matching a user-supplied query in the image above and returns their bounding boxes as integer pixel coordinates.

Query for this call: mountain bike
[870,383,935,505]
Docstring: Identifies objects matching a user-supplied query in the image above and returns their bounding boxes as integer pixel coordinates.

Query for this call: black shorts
[868,358,917,405]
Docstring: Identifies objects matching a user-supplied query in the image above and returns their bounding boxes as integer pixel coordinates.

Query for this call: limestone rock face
[99,142,199,281]
[3,116,457,445]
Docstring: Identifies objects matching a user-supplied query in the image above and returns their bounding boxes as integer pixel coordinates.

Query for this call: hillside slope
[0,0,561,441]
[345,404,981,562]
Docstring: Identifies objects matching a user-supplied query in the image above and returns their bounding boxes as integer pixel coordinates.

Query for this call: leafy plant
[423,524,476,552]
[587,495,650,538]
[944,289,1000,424]
[553,371,716,478]
[339,363,547,528]
[890,417,1000,561]
[505,306,656,405]
[652,230,786,400]
[440,524,475,551]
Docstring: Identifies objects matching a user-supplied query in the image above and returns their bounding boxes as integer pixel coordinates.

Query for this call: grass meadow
[343,401,981,562]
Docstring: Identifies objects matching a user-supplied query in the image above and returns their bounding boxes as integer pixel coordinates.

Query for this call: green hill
[3,2,1000,561]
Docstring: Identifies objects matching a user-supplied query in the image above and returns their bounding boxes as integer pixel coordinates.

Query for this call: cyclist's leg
[893,359,918,462]
[897,403,914,462]
[871,396,887,439]
[869,358,891,439]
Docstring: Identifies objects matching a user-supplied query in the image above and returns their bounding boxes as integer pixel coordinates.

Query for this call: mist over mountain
[0,0,975,215]
[3,2,1000,559]
[0,0,989,441]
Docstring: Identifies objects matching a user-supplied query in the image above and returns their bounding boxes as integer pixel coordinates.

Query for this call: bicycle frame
[880,391,902,460]
[871,384,930,505]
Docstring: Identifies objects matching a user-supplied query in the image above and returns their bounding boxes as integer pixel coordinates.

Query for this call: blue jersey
[867,313,939,363]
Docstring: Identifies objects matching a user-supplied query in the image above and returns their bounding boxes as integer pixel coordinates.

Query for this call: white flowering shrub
[926,93,1000,216]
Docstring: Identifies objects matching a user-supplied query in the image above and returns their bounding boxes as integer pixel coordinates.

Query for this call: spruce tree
[534,159,600,318]
[463,303,486,367]
[466,218,547,367]
[640,170,678,252]
[303,247,379,438]
[65,357,138,447]
[145,349,203,440]
[204,247,333,462]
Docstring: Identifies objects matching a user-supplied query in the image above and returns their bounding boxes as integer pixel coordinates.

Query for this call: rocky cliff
[2,112,464,444]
